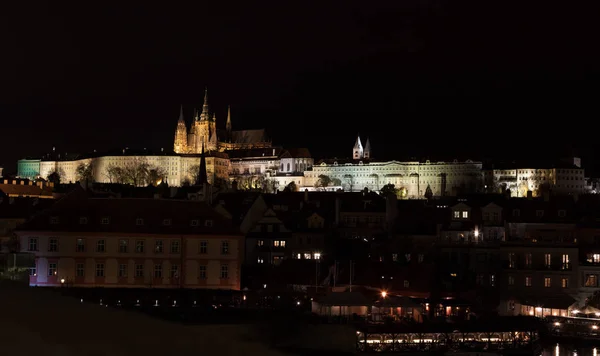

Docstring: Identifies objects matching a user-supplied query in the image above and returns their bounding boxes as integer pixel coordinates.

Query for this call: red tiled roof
[17,188,239,235]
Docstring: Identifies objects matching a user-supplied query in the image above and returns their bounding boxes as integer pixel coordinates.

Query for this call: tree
[380,183,399,196]
[331,178,342,186]
[343,174,354,192]
[75,162,94,182]
[283,181,298,192]
[122,158,150,187]
[424,184,433,200]
[47,168,63,185]
[147,166,168,186]
[105,164,125,184]
[187,164,200,184]
[315,174,332,189]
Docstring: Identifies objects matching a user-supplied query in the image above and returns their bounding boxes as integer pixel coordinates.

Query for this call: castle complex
[14,90,590,198]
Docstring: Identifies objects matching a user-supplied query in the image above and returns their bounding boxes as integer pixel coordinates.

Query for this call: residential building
[14,188,243,290]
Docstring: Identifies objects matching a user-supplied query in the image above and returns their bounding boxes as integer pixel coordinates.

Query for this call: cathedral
[173,89,271,154]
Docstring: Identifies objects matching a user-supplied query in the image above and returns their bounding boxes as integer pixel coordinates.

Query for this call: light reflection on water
[541,345,597,356]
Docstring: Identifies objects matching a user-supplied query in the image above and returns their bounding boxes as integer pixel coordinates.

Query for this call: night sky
[3,2,600,174]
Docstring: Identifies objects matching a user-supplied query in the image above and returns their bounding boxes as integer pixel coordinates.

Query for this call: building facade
[14,190,243,290]
[483,160,587,197]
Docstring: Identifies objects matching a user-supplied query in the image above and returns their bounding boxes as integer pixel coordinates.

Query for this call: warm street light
[381,291,387,298]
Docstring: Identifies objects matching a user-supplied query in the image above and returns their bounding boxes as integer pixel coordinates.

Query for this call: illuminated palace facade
[298,136,484,198]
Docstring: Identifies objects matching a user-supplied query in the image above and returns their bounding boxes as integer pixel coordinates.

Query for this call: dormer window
[558,210,566,218]
[50,216,59,224]
[536,210,544,217]
[190,219,199,227]
[163,219,172,226]
[136,218,144,226]
[204,219,213,227]
[79,217,88,225]
[462,211,469,219]
[101,217,110,225]
[453,211,460,219]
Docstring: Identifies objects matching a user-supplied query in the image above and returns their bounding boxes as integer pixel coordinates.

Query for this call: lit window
[462,211,469,219]
[314,253,321,260]
[544,277,551,287]
[561,278,569,288]
[403,280,409,288]
[544,254,551,267]
[508,275,514,286]
[304,253,311,259]
[525,276,532,287]
[453,211,460,219]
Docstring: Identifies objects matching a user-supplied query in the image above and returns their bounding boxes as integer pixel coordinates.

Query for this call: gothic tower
[173,105,188,153]
[363,137,371,159]
[353,135,364,160]
[194,88,218,152]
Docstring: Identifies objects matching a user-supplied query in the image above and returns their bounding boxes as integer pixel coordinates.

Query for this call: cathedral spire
[178,104,184,122]
[200,87,210,121]
[226,105,232,132]
[196,139,208,186]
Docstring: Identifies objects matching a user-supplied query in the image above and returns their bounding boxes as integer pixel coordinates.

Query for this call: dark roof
[220,129,269,144]
[213,192,262,225]
[0,196,56,219]
[0,183,53,198]
[17,187,238,235]
[280,148,311,159]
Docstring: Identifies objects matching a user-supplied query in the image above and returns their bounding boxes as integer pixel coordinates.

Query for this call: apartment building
[14,188,243,290]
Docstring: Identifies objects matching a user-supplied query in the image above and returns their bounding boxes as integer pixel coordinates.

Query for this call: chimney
[526,190,532,199]
[304,189,309,202]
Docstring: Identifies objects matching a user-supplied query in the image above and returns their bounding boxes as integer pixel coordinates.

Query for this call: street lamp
[381,291,387,298]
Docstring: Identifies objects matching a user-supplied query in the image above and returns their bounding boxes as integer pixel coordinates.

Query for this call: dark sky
[2,1,600,173]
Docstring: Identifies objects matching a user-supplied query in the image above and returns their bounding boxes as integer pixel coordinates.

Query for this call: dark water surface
[542,345,598,356]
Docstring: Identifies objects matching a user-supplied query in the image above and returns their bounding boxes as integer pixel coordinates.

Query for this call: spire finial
[200,87,210,120]
[226,105,232,132]
[196,138,208,185]
[178,105,184,122]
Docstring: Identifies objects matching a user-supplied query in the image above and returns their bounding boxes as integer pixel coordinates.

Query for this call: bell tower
[353,135,363,160]
[173,105,188,153]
